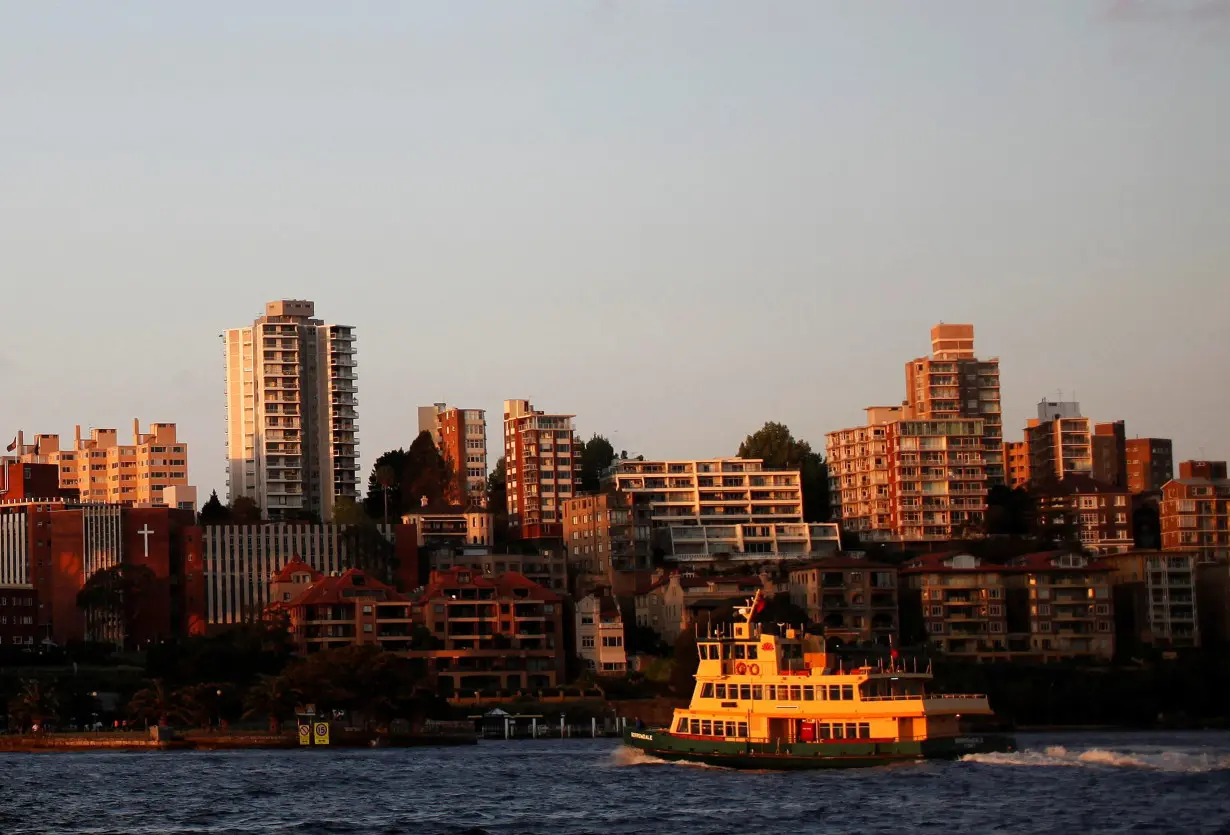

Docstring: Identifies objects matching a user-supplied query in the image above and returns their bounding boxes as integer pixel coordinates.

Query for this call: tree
[1133,503,1160,550]
[578,434,616,493]
[76,563,159,649]
[985,485,1033,536]
[198,490,230,525]
[8,679,59,731]
[229,496,262,523]
[487,456,508,549]
[404,431,456,507]
[737,421,830,522]
[173,682,228,728]
[363,448,410,521]
[331,496,369,526]
[243,674,301,734]
[128,679,175,726]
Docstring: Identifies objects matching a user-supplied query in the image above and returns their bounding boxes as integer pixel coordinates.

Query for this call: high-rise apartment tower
[223,300,358,521]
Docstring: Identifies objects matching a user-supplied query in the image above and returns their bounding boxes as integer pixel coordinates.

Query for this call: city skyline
[3,2,1227,501]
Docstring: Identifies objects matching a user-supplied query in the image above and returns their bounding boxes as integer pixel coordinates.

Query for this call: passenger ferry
[623,592,1014,768]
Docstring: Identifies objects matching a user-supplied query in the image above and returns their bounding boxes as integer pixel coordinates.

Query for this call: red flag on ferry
[752,597,766,617]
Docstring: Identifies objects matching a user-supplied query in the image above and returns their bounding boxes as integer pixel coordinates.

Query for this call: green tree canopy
[363,448,410,520]
[229,496,262,523]
[578,434,616,493]
[363,433,460,521]
[487,456,508,549]
[737,421,830,522]
[198,490,230,525]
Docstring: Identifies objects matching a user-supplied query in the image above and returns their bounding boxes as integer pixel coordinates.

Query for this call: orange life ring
[748,663,760,676]
[735,662,747,675]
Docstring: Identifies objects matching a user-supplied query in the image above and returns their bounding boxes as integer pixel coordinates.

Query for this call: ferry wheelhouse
[623,592,1014,768]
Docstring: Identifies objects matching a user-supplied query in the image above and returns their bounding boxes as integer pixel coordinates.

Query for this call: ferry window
[752,685,763,700]
[740,685,752,701]
[842,685,854,701]
[828,685,841,700]
[737,722,748,738]
[726,722,737,737]
[715,684,727,699]
[858,723,870,739]
[819,723,832,740]
[701,683,714,698]
[676,718,688,733]
[764,685,774,700]
[701,720,713,736]
[802,686,815,701]
[699,644,710,660]
[832,724,844,739]
[689,719,700,735]
[817,685,827,701]
[733,644,746,660]
[789,685,802,701]
[845,723,858,738]
[747,644,758,660]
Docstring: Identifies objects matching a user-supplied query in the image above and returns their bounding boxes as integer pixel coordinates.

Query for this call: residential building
[223,299,359,521]
[608,458,804,527]
[787,556,898,647]
[503,399,580,541]
[1004,440,1030,489]
[194,522,419,632]
[827,406,989,544]
[900,553,1013,659]
[668,522,840,563]
[412,567,566,692]
[561,492,651,593]
[1092,421,1127,489]
[901,551,1115,661]
[634,573,772,643]
[0,585,38,650]
[277,567,416,655]
[13,422,192,507]
[1101,551,1199,649]
[418,404,488,505]
[1159,477,1230,563]
[1179,460,1227,480]
[401,503,494,549]
[575,592,627,675]
[904,323,1005,485]
[1004,551,1115,661]
[427,549,568,593]
[1031,475,1134,555]
[1126,438,1174,493]
[1025,400,1092,483]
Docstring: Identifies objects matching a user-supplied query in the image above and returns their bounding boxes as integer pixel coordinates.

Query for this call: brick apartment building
[503,399,581,541]
[787,556,898,647]
[1025,400,1093,482]
[1126,438,1175,493]
[418,403,488,505]
[1160,470,1230,563]
[827,406,989,544]
[1032,475,1134,555]
[1092,421,1127,488]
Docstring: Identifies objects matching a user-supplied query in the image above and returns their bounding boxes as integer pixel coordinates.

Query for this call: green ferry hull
[622,728,1014,770]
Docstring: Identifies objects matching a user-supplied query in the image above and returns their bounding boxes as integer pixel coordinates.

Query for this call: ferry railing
[861,693,987,702]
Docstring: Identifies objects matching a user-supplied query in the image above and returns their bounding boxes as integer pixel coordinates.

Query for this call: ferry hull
[622,728,1014,770]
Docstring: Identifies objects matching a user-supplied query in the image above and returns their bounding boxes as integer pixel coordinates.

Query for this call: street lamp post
[216,689,224,731]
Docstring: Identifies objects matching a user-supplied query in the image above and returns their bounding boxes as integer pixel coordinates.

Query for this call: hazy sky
[2,1,1228,501]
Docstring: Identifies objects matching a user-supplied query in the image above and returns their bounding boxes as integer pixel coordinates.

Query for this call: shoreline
[0,731,477,753]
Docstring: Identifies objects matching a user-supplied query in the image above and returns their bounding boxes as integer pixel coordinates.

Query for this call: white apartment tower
[223,300,359,521]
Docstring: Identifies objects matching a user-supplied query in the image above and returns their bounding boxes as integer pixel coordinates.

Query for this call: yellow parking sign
[313,722,330,746]
[298,724,311,746]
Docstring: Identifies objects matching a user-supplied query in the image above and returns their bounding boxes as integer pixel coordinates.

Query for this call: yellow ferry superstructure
[624,592,1014,767]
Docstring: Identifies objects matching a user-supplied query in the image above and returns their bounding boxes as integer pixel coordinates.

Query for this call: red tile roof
[286,568,407,607]
[272,556,323,584]
[419,567,561,603]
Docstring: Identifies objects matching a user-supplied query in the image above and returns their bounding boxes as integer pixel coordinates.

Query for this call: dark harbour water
[2,732,1230,835]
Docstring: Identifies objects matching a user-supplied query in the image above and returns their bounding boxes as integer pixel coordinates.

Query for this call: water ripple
[1,732,1229,834]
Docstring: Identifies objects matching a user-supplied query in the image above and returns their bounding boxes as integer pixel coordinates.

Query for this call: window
[789,685,802,701]
[715,684,726,699]
[802,686,815,701]
[689,719,700,735]
[842,685,854,700]
[581,636,594,648]
[751,685,763,700]
[701,720,712,736]
[740,685,752,701]
[765,685,776,700]
[363,624,373,633]
[737,722,748,738]
[726,722,737,737]
[362,605,372,614]
[858,723,870,739]
[829,685,841,700]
